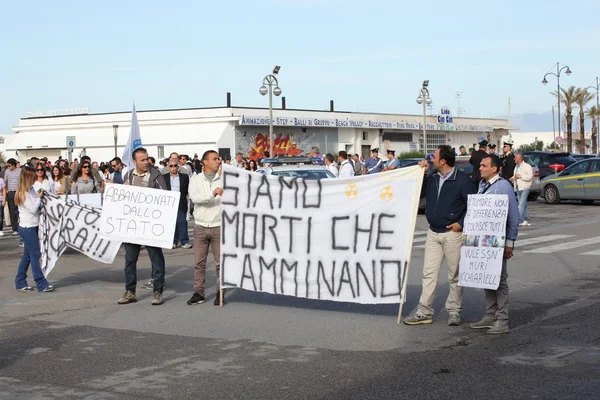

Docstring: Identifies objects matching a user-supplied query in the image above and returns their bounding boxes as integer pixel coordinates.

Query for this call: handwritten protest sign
[40,192,121,277]
[100,183,180,249]
[458,194,509,290]
[219,164,424,304]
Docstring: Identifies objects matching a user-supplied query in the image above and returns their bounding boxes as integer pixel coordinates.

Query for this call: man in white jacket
[187,150,224,306]
[510,153,533,227]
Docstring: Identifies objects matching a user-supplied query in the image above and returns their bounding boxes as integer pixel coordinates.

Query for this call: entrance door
[361,145,370,159]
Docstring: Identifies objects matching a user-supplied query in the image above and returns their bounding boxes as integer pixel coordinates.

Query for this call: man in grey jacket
[470,154,519,334]
[117,147,168,306]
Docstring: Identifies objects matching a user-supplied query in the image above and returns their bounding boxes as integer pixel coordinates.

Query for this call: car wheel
[527,193,539,201]
[581,200,595,205]
[543,185,561,204]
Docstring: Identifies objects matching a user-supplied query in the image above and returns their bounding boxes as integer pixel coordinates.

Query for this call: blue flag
[122,103,142,171]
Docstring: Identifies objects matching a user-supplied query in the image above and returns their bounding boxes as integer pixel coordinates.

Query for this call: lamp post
[542,62,572,143]
[416,80,432,154]
[112,124,119,157]
[586,77,599,153]
[259,66,282,157]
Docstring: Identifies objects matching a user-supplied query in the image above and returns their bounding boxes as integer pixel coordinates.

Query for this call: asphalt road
[2,199,600,399]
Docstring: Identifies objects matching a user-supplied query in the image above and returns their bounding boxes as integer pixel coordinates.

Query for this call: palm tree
[586,105,600,154]
[575,88,594,154]
[553,86,578,152]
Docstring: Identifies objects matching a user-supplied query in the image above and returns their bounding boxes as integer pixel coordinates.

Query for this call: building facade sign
[26,108,89,118]
[239,115,492,132]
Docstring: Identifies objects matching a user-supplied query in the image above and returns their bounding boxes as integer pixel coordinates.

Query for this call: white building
[2,104,513,164]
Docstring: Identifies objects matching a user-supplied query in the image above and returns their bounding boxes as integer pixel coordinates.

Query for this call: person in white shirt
[187,150,225,306]
[509,153,533,226]
[14,166,54,293]
[324,154,338,177]
[337,151,355,178]
[32,162,55,194]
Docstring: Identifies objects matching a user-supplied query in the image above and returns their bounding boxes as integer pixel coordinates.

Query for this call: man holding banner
[469,154,519,334]
[118,147,168,306]
[404,145,476,326]
[187,150,224,306]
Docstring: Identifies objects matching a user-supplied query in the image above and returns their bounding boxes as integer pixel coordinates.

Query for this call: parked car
[570,153,598,161]
[523,151,577,180]
[540,158,600,204]
[256,157,336,179]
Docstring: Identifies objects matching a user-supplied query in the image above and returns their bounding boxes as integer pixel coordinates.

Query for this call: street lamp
[586,77,599,153]
[416,80,432,153]
[542,62,572,143]
[112,124,119,157]
[259,66,282,157]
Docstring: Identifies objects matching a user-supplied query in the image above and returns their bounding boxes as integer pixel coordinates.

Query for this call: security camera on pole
[259,66,282,157]
[416,80,432,154]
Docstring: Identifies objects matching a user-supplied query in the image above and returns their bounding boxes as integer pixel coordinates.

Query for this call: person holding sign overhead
[117,147,168,306]
[404,145,476,327]
[469,154,519,334]
[187,150,225,306]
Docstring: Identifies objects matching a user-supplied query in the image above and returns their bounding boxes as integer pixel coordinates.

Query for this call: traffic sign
[66,136,76,148]
[555,136,563,145]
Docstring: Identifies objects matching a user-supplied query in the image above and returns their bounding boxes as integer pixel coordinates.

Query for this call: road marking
[580,249,600,256]
[524,236,600,254]
[516,235,575,247]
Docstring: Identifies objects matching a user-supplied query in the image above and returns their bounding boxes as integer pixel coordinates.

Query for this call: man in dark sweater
[404,145,476,326]
[469,139,489,185]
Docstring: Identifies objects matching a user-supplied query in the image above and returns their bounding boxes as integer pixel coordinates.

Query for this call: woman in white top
[51,165,67,195]
[14,166,54,293]
[33,161,55,195]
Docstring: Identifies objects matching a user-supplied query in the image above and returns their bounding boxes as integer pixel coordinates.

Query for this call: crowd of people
[0,141,527,334]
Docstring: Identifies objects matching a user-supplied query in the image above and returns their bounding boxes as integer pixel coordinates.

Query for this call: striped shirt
[4,168,21,191]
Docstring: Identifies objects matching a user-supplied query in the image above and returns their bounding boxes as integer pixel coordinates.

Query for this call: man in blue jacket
[404,145,476,326]
[469,154,519,334]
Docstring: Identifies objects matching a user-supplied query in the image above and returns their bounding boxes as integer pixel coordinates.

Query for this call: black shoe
[187,292,205,305]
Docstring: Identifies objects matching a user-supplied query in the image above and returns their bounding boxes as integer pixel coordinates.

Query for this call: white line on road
[580,249,600,256]
[516,235,575,247]
[524,236,600,254]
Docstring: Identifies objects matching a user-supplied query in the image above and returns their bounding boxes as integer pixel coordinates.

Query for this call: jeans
[173,209,189,245]
[7,191,19,233]
[16,226,50,292]
[516,189,530,223]
[124,243,166,293]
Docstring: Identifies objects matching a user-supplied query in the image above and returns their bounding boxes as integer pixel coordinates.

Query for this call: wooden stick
[397,260,411,324]
[219,288,223,307]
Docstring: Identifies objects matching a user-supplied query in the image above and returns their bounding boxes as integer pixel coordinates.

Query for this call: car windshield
[551,156,577,166]
[270,170,335,179]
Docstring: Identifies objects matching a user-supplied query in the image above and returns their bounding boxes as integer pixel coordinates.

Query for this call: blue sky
[1,0,599,133]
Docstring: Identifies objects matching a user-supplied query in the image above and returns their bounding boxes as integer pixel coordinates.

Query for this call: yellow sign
[380,185,394,201]
[345,184,359,199]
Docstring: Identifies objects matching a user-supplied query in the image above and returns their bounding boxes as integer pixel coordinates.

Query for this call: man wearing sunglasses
[106,157,127,184]
[164,162,191,249]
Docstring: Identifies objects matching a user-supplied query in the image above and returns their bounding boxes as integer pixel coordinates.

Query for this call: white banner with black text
[219,164,424,304]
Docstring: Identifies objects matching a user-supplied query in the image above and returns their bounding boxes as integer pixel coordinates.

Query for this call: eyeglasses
[169,164,178,167]
[36,169,44,172]
[82,165,90,169]
[111,164,117,168]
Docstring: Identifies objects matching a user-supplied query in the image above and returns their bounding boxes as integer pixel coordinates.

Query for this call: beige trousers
[417,229,463,316]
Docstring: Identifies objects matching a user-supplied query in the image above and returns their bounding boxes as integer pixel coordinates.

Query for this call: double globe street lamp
[542,63,572,143]
[416,80,432,154]
[259,66,282,157]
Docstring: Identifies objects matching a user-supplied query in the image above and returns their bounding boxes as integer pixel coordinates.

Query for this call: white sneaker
[524,221,531,226]
[12,231,19,236]
[0,231,4,237]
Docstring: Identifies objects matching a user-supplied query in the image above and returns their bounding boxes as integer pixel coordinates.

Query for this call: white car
[255,157,336,179]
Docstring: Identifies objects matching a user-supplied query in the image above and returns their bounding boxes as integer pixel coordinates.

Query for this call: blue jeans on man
[516,189,530,224]
[124,243,165,293]
[173,209,189,246]
[16,226,51,292]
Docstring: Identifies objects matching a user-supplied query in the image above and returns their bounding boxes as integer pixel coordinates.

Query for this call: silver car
[256,157,336,179]
[540,158,600,205]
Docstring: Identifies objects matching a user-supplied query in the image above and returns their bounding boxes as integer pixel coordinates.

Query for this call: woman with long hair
[246,160,259,172]
[14,166,54,292]
[52,165,67,195]
[71,161,99,194]
[33,161,55,194]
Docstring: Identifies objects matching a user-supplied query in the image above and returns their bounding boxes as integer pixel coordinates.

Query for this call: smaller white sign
[458,194,509,290]
[100,183,180,249]
[66,136,76,148]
